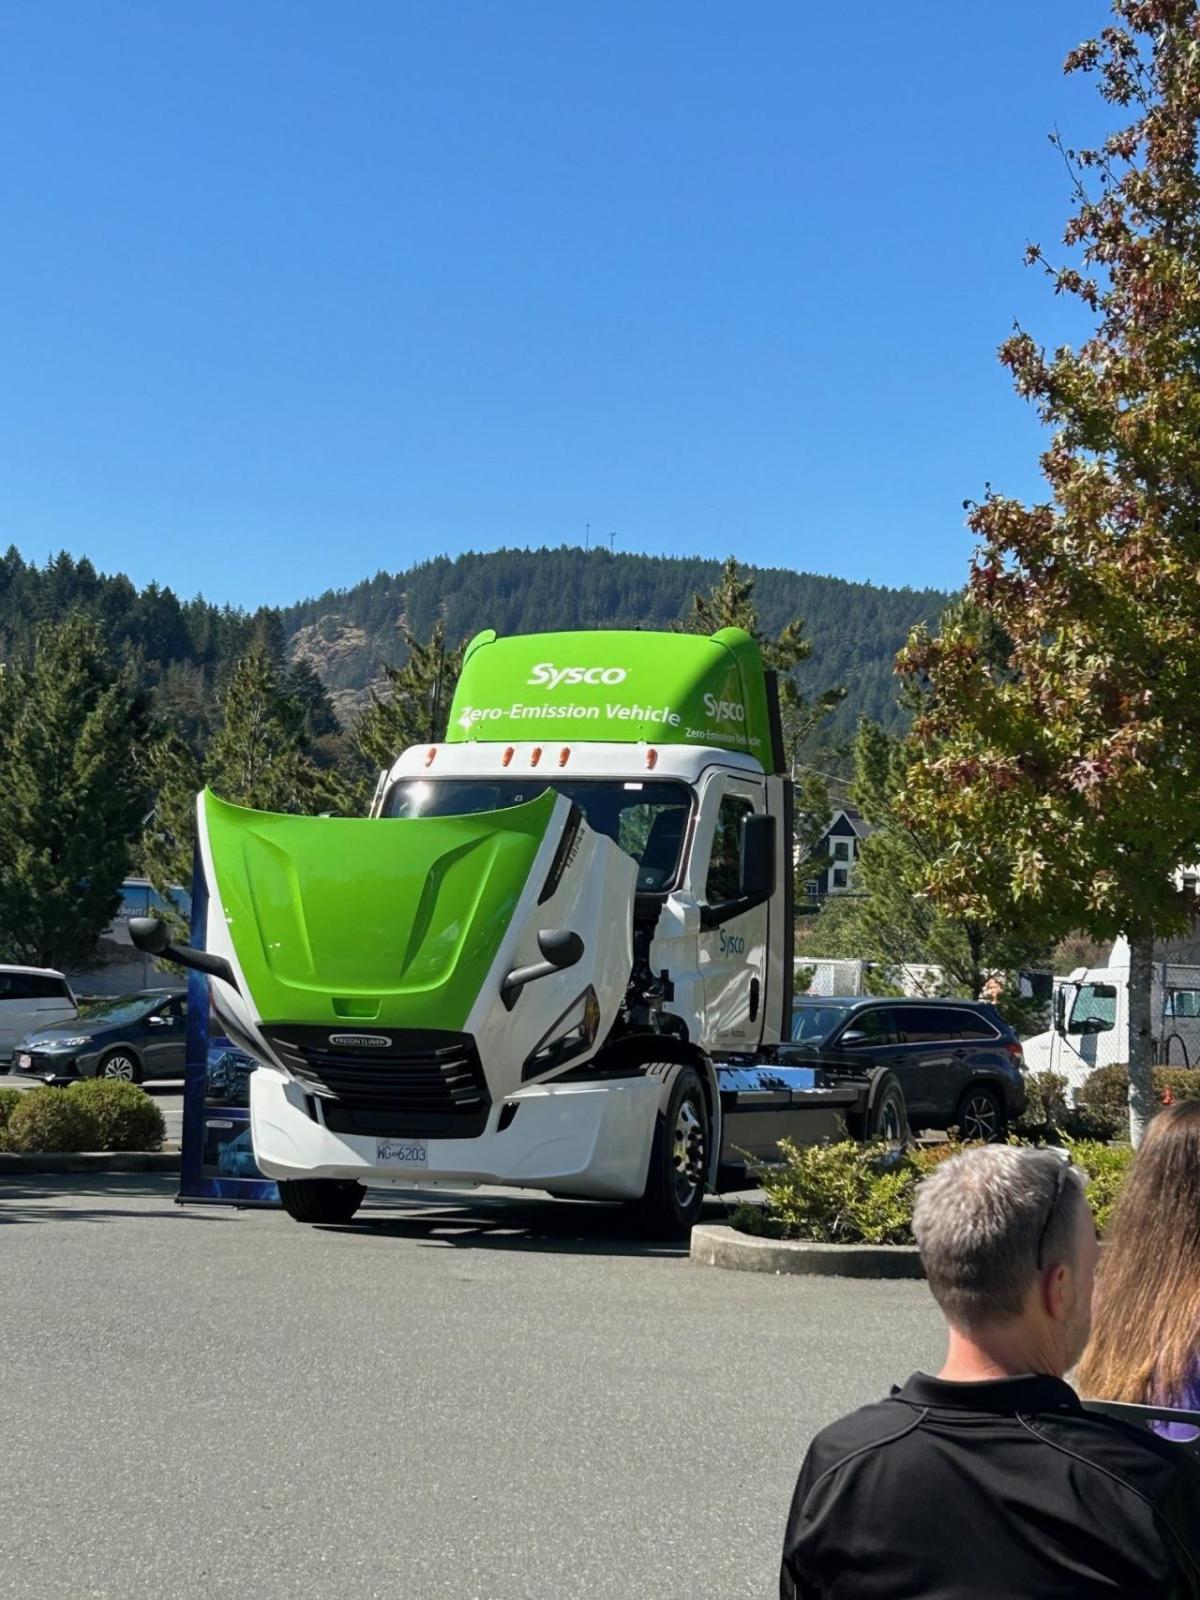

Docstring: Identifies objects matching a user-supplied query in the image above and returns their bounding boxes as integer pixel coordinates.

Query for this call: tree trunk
[1127,928,1157,1148]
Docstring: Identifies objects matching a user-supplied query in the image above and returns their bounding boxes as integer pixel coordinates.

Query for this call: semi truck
[131,626,909,1235]
[1022,935,1200,1098]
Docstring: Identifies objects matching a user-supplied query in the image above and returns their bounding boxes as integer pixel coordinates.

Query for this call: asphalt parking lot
[2,1174,943,1600]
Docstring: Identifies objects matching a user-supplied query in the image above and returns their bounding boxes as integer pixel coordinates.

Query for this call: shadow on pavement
[314,1189,740,1259]
[0,1171,224,1227]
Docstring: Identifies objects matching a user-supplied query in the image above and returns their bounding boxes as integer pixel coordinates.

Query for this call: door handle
[749,977,760,1023]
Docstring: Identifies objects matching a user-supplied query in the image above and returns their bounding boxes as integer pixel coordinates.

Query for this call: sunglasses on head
[1035,1159,1069,1271]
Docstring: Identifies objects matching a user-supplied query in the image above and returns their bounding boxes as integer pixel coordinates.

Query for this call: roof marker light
[425,747,437,767]
[530,746,543,767]
[646,748,659,770]
[558,747,570,767]
[501,746,515,768]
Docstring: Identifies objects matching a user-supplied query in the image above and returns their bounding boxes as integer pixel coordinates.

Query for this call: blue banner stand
[176,842,280,1208]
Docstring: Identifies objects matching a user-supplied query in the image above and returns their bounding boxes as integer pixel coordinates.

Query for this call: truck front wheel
[630,1063,709,1238]
[277,1178,365,1225]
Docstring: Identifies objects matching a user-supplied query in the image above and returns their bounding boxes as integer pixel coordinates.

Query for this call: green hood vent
[200,788,556,1031]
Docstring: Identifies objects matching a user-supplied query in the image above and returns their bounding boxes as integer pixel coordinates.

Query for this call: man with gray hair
[780,1144,1200,1598]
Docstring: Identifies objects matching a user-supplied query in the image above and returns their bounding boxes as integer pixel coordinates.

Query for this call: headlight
[521,988,601,1082]
[49,1036,93,1049]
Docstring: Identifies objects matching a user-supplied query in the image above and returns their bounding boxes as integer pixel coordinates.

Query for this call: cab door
[697,775,769,1051]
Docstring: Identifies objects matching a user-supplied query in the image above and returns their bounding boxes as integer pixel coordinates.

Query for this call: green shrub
[1065,1138,1135,1235]
[0,1086,24,1130]
[67,1080,165,1151]
[1076,1064,1200,1139]
[749,1139,966,1245]
[741,1134,1136,1245]
[7,1088,101,1153]
[1015,1070,1125,1143]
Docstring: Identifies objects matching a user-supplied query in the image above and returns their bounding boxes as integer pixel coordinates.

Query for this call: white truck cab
[1023,936,1200,1098]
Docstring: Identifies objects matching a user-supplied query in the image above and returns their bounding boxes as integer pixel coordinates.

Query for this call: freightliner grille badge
[328,1033,390,1049]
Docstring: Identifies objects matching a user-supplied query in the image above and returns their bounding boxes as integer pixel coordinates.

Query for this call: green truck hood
[200,787,556,1030]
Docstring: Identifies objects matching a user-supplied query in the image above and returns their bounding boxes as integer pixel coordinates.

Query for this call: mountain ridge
[280,545,955,735]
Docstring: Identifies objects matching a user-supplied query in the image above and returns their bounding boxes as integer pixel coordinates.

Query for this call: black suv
[790,996,1026,1141]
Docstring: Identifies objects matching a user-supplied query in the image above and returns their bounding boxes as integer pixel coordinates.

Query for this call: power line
[792,761,854,787]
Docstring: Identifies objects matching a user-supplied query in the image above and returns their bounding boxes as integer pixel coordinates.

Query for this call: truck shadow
[0,1172,223,1226]
[319,1190,739,1259]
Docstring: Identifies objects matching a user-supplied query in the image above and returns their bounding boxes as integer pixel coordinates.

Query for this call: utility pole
[608,530,617,555]
[585,523,590,551]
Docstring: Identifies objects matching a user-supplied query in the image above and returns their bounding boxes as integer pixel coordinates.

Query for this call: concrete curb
[0,1151,180,1176]
[690,1224,924,1279]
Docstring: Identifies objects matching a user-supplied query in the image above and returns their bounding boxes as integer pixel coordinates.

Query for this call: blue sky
[0,1,1110,608]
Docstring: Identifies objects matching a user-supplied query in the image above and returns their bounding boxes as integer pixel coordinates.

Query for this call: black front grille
[263,1026,491,1139]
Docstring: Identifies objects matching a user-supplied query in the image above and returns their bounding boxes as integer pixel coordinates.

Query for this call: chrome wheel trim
[101,1055,136,1081]
[672,1097,706,1205]
[961,1093,998,1142]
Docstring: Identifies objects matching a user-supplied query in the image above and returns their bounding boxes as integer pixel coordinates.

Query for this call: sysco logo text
[528,663,628,690]
[703,693,746,723]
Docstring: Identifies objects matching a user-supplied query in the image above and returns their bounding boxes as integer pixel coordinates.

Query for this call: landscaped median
[693,1126,1136,1277]
[0,1080,178,1174]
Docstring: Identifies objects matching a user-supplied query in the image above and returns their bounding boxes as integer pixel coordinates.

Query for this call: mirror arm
[164,942,238,990]
[501,960,562,1011]
[128,917,238,991]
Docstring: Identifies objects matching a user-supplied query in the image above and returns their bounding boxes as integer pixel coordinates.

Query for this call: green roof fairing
[446,627,774,765]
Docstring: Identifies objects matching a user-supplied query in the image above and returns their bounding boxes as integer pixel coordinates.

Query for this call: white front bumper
[249,1066,662,1200]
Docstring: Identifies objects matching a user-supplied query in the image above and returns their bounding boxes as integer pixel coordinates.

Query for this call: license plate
[376,1139,427,1168]
[16,1053,31,1070]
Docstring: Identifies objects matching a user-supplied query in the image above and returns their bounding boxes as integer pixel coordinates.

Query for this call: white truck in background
[1022,935,1200,1098]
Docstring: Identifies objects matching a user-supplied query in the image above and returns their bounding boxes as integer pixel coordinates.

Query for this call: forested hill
[0,544,954,739]
[282,547,954,735]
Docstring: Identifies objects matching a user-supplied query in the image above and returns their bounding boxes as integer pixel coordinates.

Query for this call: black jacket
[781,1373,1200,1599]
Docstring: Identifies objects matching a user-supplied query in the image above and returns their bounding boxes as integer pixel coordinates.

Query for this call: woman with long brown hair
[1075,1100,1200,1414]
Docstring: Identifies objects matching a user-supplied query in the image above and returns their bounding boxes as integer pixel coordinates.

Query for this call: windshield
[791,1001,855,1046]
[1068,983,1117,1035]
[78,995,163,1026]
[382,778,692,892]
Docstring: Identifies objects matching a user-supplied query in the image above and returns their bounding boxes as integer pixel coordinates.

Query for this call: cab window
[705,796,755,904]
[1068,983,1117,1035]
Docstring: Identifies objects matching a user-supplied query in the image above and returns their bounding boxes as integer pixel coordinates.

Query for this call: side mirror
[839,1028,868,1048]
[1053,986,1067,1034]
[129,916,170,956]
[739,814,775,900]
[701,815,776,929]
[129,916,239,991]
[501,928,584,1010]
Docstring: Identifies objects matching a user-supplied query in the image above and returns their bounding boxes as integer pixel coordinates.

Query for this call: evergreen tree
[208,649,345,813]
[685,555,846,767]
[142,650,351,920]
[140,729,205,926]
[0,613,147,969]
[354,620,465,771]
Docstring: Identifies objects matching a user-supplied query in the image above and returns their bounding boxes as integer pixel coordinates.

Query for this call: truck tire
[865,1072,909,1144]
[629,1062,709,1238]
[277,1178,365,1225]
